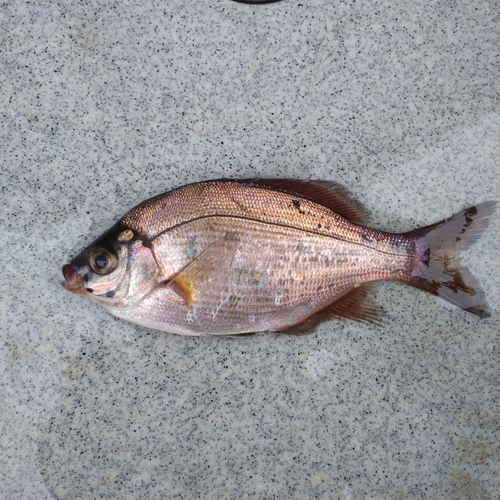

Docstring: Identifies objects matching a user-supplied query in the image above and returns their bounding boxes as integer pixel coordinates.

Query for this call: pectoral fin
[165,232,241,306]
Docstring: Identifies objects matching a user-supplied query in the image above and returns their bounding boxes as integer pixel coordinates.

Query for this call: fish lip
[61,264,86,295]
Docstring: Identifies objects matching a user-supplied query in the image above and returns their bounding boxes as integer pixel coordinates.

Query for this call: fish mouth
[62,264,87,296]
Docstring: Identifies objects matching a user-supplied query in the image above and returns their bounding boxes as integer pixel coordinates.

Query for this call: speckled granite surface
[2,0,499,498]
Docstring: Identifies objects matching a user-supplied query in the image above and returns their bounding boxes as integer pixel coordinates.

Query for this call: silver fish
[62,179,496,335]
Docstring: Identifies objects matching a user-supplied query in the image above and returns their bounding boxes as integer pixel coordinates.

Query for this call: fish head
[62,222,159,310]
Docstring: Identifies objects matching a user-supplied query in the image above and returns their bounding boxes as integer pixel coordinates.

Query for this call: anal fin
[277,284,382,335]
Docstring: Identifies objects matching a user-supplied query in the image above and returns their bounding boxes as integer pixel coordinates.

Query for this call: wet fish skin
[61,179,496,335]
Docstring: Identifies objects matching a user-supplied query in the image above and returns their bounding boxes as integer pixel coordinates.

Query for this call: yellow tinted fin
[242,179,367,223]
[165,232,241,306]
[168,276,194,306]
[277,284,382,335]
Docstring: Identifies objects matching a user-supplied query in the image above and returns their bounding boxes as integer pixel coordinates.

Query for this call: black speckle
[464,206,477,228]
[106,290,115,298]
[361,233,372,243]
[82,273,89,282]
[422,248,431,265]
[467,206,478,217]
[85,288,94,293]
[225,231,240,242]
[292,199,306,214]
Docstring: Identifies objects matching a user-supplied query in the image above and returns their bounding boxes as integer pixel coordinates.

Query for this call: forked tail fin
[403,201,497,318]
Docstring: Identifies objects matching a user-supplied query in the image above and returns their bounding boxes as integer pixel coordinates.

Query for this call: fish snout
[62,264,86,295]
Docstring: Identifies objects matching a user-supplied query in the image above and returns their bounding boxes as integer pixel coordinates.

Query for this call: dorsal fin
[277,284,382,335]
[240,179,367,223]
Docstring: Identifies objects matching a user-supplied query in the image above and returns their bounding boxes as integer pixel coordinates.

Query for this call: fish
[61,179,496,335]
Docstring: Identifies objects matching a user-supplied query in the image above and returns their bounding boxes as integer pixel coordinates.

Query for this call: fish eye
[88,248,116,275]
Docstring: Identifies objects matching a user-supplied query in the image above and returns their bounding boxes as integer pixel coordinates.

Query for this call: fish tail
[402,201,497,318]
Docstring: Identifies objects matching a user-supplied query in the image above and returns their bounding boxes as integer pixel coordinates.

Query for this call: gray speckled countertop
[2,0,499,498]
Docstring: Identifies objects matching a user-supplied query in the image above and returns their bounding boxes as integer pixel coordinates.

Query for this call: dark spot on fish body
[296,242,305,252]
[85,288,93,293]
[292,199,306,215]
[225,231,240,242]
[106,290,115,298]
[361,233,372,243]
[185,235,198,259]
[82,273,89,282]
